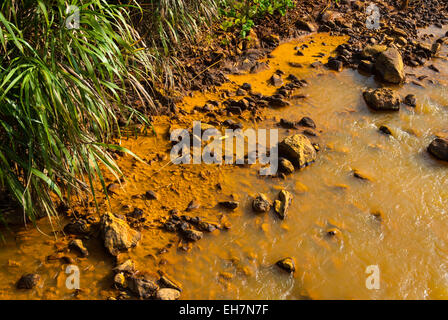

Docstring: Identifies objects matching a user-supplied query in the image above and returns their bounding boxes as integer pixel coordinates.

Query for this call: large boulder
[428,138,448,161]
[363,88,401,111]
[375,48,405,84]
[278,134,317,168]
[100,212,141,256]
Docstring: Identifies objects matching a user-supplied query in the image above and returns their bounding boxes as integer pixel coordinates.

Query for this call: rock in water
[298,117,316,128]
[68,239,88,257]
[158,275,182,292]
[113,273,126,289]
[279,158,295,174]
[270,74,283,87]
[276,257,296,273]
[181,229,203,242]
[127,276,159,299]
[17,273,41,289]
[404,94,416,107]
[278,134,317,168]
[113,259,135,274]
[252,194,271,213]
[274,190,293,219]
[327,59,343,72]
[363,88,400,111]
[353,169,373,181]
[428,138,448,161]
[379,125,392,135]
[218,201,239,210]
[156,288,181,300]
[64,219,93,235]
[375,48,405,84]
[100,212,141,256]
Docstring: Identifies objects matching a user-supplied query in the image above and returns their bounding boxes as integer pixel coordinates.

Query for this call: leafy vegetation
[0,0,152,224]
[0,0,297,226]
[219,0,295,37]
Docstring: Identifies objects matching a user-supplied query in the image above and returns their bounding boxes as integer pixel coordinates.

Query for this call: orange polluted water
[1,32,448,299]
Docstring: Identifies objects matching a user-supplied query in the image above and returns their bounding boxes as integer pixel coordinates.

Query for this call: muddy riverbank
[1,1,448,300]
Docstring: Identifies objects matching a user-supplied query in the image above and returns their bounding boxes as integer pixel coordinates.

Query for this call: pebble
[252,194,271,213]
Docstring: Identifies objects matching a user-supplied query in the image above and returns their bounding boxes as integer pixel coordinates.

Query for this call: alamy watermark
[65,264,80,290]
[366,3,380,30]
[65,5,80,30]
[170,121,278,175]
[365,265,380,290]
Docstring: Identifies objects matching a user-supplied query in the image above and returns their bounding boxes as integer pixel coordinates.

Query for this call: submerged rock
[276,257,295,273]
[278,134,317,168]
[375,48,405,84]
[428,138,448,161]
[274,190,293,219]
[218,201,239,210]
[252,194,271,213]
[100,212,141,256]
[404,94,417,107]
[379,125,392,135]
[326,228,341,238]
[17,273,41,289]
[363,88,400,111]
[113,259,135,274]
[68,239,88,257]
[353,169,373,181]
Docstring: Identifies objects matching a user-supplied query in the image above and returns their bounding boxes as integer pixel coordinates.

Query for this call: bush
[219,0,295,37]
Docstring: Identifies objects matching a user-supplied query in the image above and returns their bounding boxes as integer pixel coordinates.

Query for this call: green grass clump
[219,0,295,38]
[0,0,152,224]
